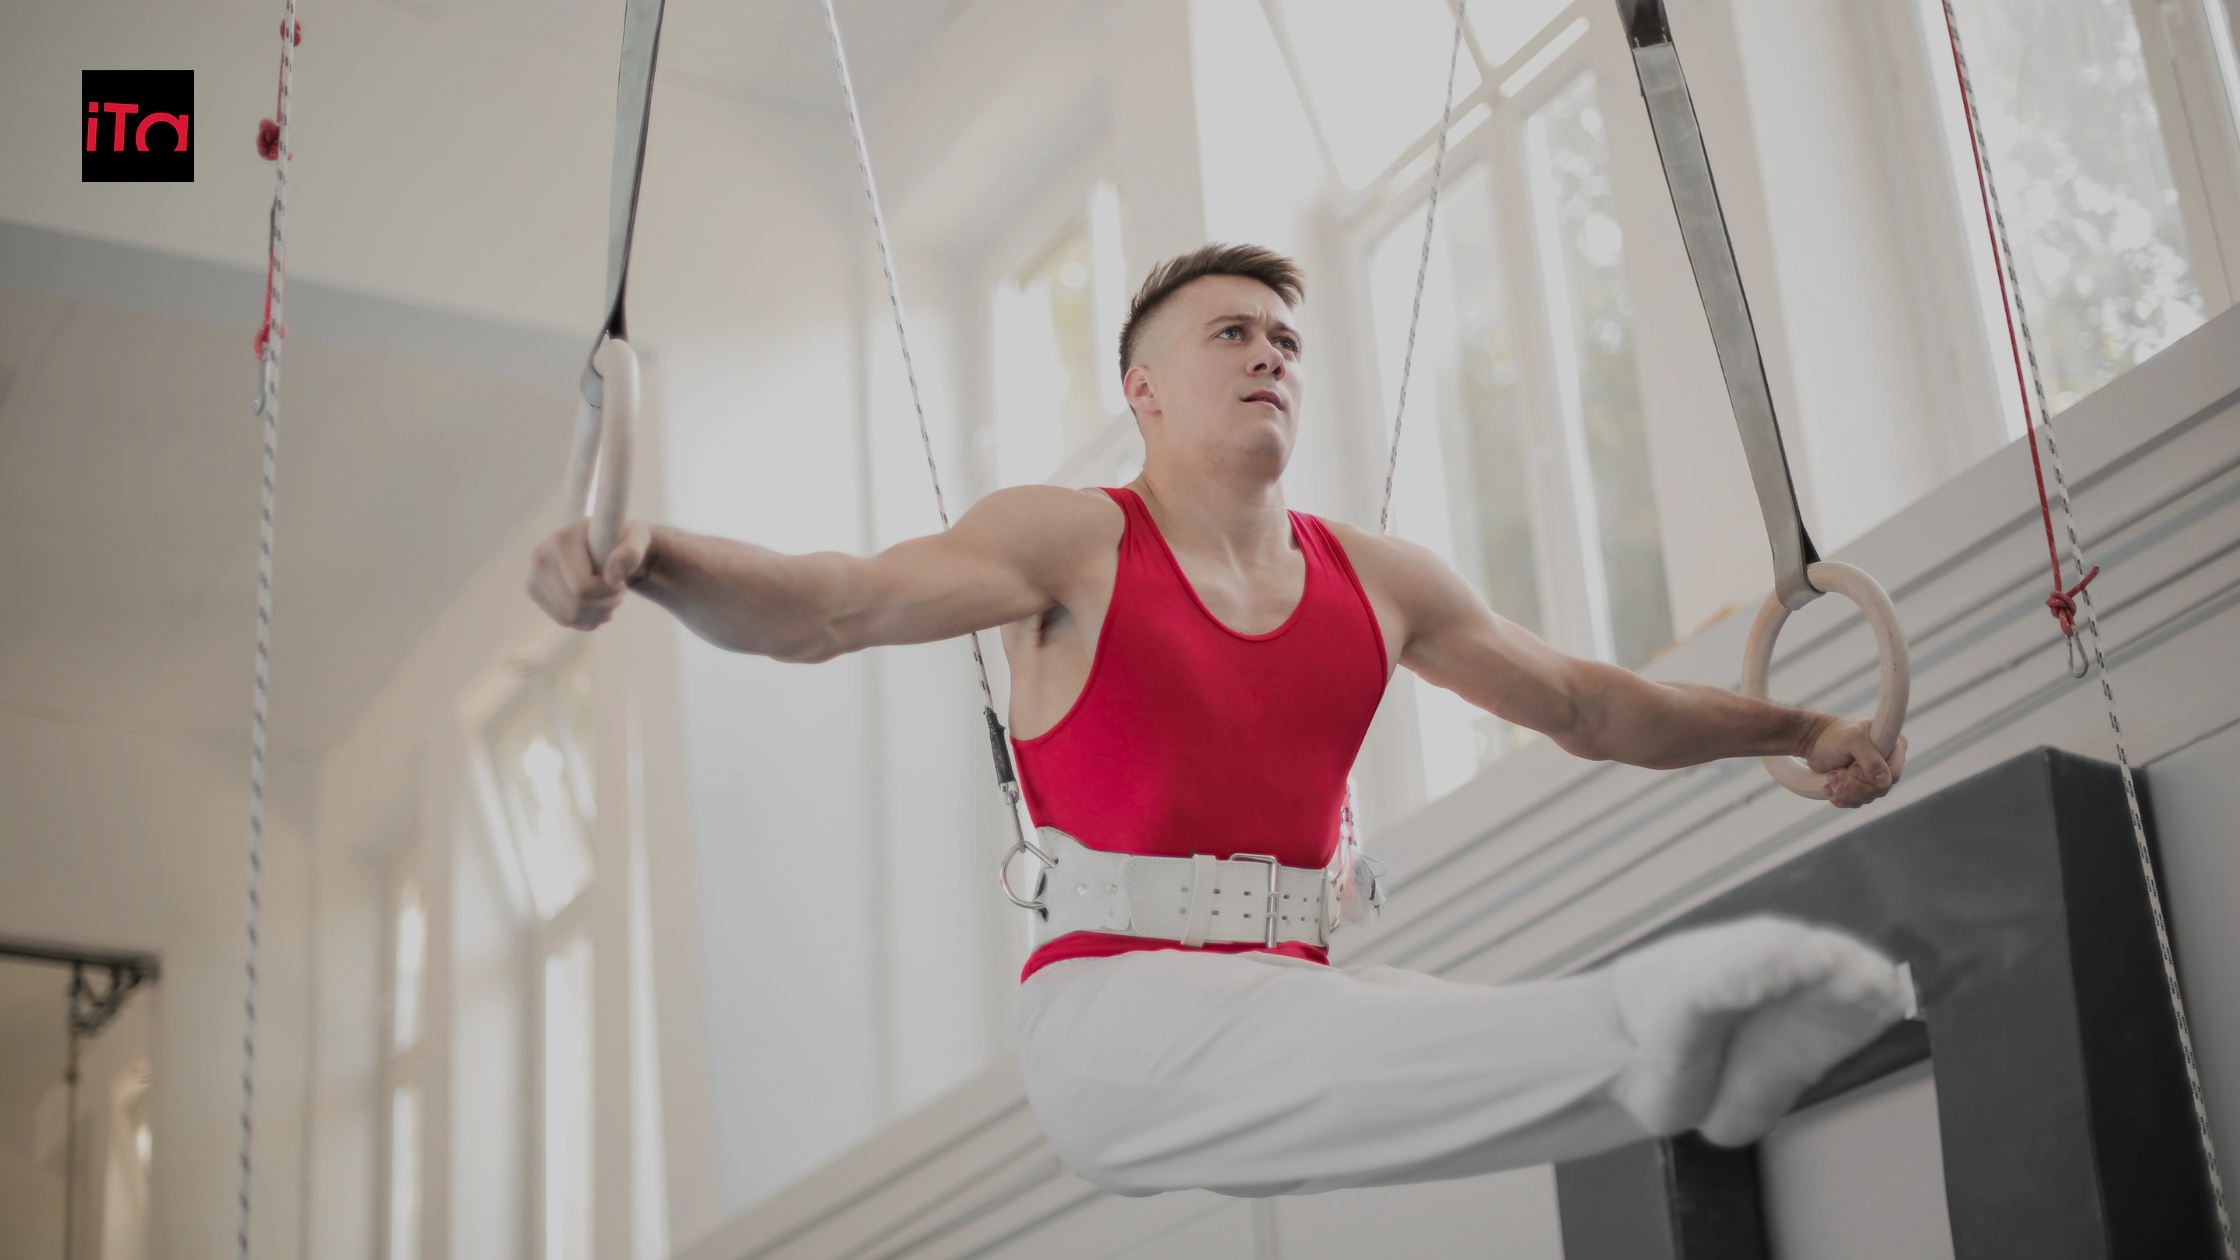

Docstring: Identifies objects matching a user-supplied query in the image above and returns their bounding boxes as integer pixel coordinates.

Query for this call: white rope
[1942,5,2233,1252]
[814,0,1020,813]
[240,5,298,1257]
[1352,0,1469,871]
[1378,0,1472,535]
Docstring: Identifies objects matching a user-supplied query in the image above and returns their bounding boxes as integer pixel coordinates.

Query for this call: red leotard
[1013,487,1389,981]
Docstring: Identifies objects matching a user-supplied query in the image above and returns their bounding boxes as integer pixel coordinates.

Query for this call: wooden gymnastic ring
[565,337,637,568]
[1740,561,1910,799]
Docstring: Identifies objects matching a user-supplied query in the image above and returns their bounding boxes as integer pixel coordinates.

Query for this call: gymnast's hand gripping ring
[1739,561,1911,799]
[565,336,638,570]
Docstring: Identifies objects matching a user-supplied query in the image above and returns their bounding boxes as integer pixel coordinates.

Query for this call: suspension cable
[813,0,1047,901]
[1940,5,2233,1253]
[1378,0,1473,535]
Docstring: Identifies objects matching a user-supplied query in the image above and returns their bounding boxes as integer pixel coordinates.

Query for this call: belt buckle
[1229,853,1280,947]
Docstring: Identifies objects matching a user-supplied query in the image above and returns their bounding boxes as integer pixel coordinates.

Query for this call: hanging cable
[240,7,301,1258]
[1378,0,1473,535]
[1940,4,2233,1253]
[812,0,1049,910]
[1348,0,1473,881]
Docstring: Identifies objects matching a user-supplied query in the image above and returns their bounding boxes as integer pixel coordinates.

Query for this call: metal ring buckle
[1229,854,1280,947]
[998,833,1056,915]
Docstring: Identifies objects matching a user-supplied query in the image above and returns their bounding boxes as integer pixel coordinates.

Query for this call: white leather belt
[1030,827,1339,951]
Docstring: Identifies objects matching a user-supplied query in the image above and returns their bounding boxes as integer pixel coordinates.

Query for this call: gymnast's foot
[1607,915,1913,1146]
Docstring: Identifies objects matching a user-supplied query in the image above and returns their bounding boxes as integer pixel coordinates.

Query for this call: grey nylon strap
[1619,2,1820,611]
[581,0,667,406]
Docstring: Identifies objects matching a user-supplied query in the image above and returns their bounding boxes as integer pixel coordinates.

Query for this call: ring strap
[1621,0,1820,610]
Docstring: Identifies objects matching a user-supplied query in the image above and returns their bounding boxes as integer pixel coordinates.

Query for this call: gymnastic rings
[1740,562,1911,799]
[566,336,638,568]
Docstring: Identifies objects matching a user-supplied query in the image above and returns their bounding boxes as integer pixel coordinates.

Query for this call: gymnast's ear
[1123,363,1161,421]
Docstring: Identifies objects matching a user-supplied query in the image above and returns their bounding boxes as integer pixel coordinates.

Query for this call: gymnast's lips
[1244,390,1287,413]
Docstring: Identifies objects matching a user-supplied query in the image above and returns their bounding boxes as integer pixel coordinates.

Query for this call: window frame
[1337,4,1652,668]
[1882,0,2240,429]
[381,867,429,1260]
[976,151,1141,494]
[460,640,603,1260]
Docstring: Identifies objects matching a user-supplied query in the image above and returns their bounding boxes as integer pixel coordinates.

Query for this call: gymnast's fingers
[601,520,654,588]
[528,520,621,629]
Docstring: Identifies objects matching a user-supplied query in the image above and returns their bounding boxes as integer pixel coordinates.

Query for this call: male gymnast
[529,244,1913,1197]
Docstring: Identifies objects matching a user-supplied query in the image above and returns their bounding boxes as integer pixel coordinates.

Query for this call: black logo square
[83,70,193,183]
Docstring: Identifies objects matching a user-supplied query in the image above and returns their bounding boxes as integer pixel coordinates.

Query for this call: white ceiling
[445,0,972,114]
[0,0,1030,763]
[0,224,579,757]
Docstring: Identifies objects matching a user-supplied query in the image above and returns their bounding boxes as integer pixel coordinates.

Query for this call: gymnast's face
[1123,274,1303,482]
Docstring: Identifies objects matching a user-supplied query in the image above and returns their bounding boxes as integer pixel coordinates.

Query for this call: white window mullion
[1525,96,1617,665]
[2135,0,2240,308]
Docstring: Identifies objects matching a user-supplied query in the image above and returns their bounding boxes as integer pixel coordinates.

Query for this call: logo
[83,70,192,183]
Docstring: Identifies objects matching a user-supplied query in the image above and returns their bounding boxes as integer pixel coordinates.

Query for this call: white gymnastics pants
[1014,916,1913,1198]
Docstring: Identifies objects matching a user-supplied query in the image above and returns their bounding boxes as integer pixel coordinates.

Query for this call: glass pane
[488,681,593,919]
[1469,0,1580,66]
[544,935,594,1260]
[1528,71,1674,668]
[550,649,596,823]
[1367,164,1545,795]
[390,1085,421,1260]
[993,190,1135,487]
[1946,0,2207,413]
[1273,0,1486,187]
[2209,0,2240,147]
[1026,226,1107,458]
[393,880,425,1052]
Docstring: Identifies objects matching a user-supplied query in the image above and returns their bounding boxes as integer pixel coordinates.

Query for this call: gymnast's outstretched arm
[1331,524,1900,809]
[524,484,1113,661]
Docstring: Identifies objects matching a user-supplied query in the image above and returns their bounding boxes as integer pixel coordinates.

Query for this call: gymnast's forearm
[1575,669,1827,770]
[630,526,868,662]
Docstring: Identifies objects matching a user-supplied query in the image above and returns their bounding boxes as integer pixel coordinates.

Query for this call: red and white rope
[241,7,300,1258]
[1940,5,2232,1253]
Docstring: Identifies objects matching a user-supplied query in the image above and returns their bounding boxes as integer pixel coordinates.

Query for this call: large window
[1526,71,1671,671]
[1937,0,2207,415]
[486,654,596,919]
[477,646,598,1260]
[1340,4,1672,800]
[1922,0,2240,424]
[991,181,1136,488]
[386,878,427,1260]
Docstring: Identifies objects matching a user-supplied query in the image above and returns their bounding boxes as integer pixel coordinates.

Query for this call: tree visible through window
[1941,0,2209,415]
[1528,70,1672,671]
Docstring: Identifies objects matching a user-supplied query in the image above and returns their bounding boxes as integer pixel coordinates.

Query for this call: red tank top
[1013,487,1388,981]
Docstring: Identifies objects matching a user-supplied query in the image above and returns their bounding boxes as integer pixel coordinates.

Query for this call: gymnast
[527,243,1913,1197]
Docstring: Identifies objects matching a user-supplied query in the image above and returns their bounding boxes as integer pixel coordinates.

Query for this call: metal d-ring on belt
[1616,0,1910,798]
[567,0,668,571]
